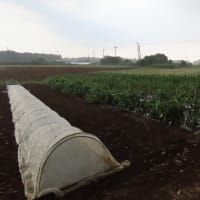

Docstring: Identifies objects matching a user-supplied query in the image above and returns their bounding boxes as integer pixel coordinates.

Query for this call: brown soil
[1,83,200,200]
[0,66,128,81]
[0,85,25,200]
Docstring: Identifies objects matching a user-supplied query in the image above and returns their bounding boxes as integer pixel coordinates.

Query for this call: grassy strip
[101,66,200,75]
[45,73,200,128]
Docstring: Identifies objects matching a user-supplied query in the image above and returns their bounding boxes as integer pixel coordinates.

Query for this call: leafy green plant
[46,73,200,128]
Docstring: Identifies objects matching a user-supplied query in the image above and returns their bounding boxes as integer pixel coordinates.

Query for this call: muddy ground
[1,83,200,200]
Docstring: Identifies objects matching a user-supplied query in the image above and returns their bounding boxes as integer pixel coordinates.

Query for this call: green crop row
[45,73,200,128]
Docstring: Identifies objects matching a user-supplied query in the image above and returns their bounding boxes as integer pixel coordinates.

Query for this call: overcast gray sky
[0,0,200,61]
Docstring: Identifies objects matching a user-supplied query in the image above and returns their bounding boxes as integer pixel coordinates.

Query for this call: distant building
[62,57,100,65]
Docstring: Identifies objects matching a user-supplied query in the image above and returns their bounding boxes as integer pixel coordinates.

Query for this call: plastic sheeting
[7,85,129,199]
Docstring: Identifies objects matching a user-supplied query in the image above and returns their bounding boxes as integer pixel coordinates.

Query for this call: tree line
[0,50,62,64]
[100,54,191,67]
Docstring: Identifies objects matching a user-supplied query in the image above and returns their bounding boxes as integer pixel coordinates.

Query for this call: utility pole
[136,42,141,60]
[103,48,105,58]
[114,46,117,57]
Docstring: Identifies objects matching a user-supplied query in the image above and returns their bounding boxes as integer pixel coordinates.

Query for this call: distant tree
[168,60,173,64]
[137,53,168,66]
[0,50,61,64]
[100,56,134,66]
[181,60,192,66]
[31,58,47,65]
[101,56,122,65]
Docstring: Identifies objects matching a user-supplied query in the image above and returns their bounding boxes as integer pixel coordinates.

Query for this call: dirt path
[1,84,200,200]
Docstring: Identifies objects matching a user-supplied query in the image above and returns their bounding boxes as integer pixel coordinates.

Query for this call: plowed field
[1,82,200,200]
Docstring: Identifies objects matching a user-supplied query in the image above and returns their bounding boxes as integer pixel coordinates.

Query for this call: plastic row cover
[7,85,129,199]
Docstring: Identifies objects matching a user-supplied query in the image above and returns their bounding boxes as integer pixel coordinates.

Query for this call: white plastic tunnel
[7,85,130,199]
